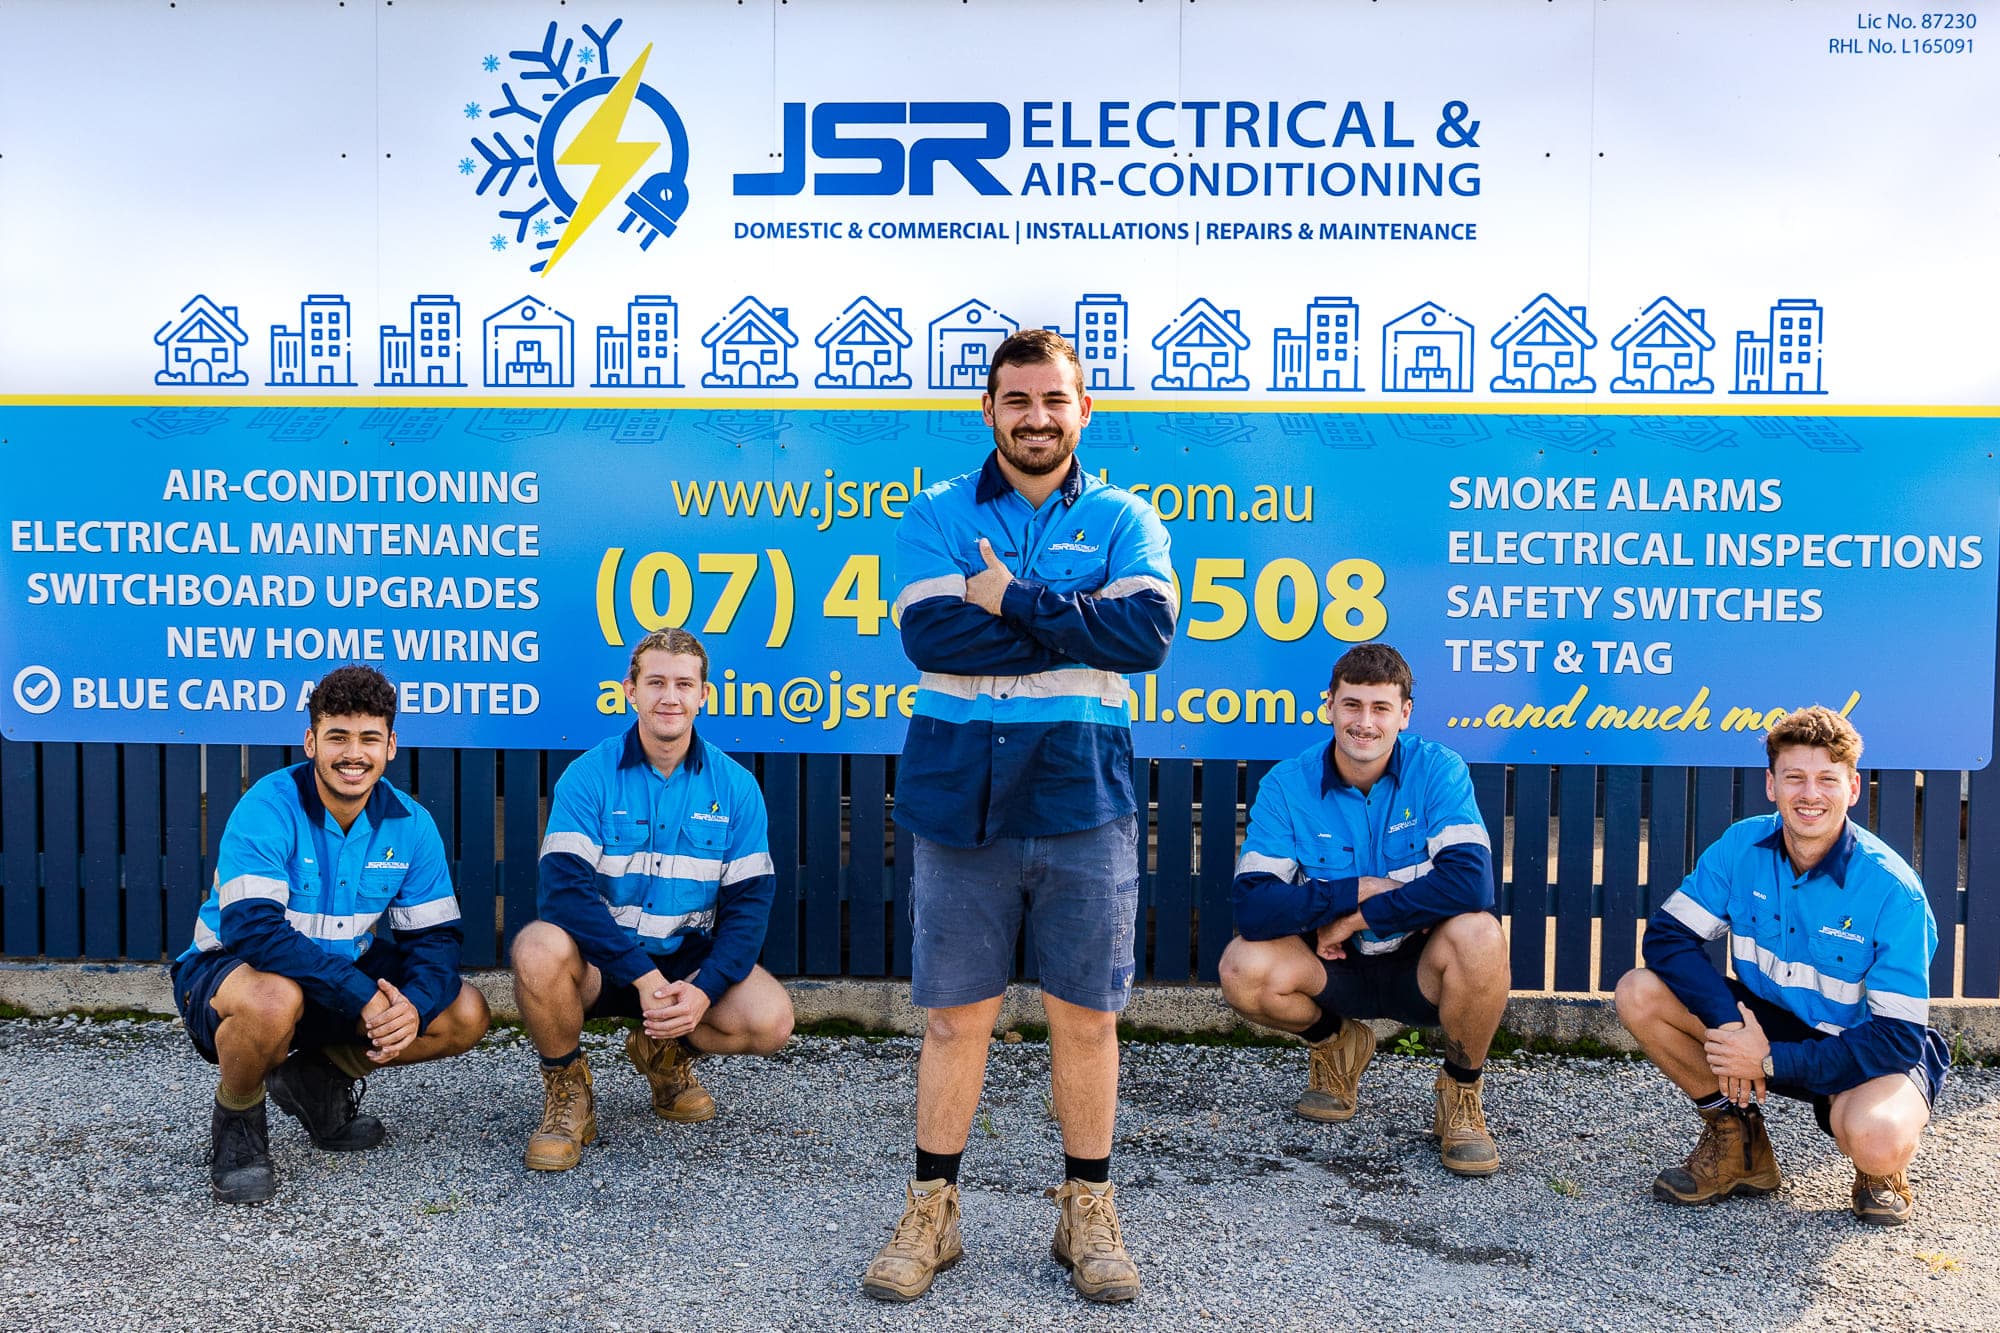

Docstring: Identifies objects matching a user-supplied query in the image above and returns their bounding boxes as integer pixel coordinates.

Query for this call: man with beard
[1219,643,1508,1176]
[171,665,490,1204]
[862,329,1177,1304]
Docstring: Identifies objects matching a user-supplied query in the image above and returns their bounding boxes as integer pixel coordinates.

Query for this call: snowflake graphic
[577,47,594,66]
[490,234,508,252]
[458,156,477,175]
[533,218,552,237]
[464,101,482,119]
[482,53,500,72]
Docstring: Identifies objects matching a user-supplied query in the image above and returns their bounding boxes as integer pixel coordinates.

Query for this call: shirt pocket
[1805,924,1869,986]
[1297,837,1356,883]
[604,813,651,856]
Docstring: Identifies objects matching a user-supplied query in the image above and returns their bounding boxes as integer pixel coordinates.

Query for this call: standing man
[171,664,490,1204]
[1615,707,1947,1225]
[1218,643,1508,1176]
[861,329,1176,1305]
[511,628,793,1171]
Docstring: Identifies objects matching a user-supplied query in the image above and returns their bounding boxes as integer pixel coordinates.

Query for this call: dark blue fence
[0,739,1991,999]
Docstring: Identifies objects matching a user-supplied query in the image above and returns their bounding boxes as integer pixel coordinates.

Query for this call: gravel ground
[0,1017,1994,1333]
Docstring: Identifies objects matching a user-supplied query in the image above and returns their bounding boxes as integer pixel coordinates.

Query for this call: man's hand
[638,973,712,1041]
[963,538,1013,616]
[1315,911,1366,961]
[1355,876,1398,903]
[359,978,421,1063]
[1702,1003,1771,1107]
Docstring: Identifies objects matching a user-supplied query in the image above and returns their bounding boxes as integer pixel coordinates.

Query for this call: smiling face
[982,356,1091,482]
[1328,679,1413,780]
[1766,744,1860,857]
[625,649,706,753]
[302,712,396,818]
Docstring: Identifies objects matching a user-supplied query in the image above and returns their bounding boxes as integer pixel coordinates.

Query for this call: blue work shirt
[180,764,464,1026]
[892,452,1176,847]
[537,725,775,1003]
[1644,814,1942,1096]
[1232,733,1495,953]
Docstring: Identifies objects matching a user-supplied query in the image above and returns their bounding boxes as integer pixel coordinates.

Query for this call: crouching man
[512,629,794,1170]
[1219,643,1510,1177]
[171,665,490,1204]
[1616,706,1948,1225]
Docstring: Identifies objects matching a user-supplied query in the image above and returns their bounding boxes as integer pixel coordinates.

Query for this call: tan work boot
[860,1182,963,1302]
[1048,1180,1141,1303]
[1295,1018,1374,1122]
[524,1054,596,1172]
[1852,1167,1915,1226]
[626,1030,716,1122]
[1432,1072,1501,1176]
[1653,1102,1782,1204]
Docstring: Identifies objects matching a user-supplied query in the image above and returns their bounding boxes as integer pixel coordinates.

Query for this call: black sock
[540,1046,581,1070]
[1299,1005,1343,1045]
[916,1147,962,1187]
[1442,1058,1482,1085]
[1064,1154,1111,1185]
[1692,1091,1729,1112]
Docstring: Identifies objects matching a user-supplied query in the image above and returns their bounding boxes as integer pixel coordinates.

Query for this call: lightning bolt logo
[542,42,659,276]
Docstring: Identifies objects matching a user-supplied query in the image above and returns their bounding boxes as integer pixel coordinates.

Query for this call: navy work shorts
[1306,929,1441,1028]
[1726,974,1948,1137]
[584,937,715,1020]
[171,934,428,1064]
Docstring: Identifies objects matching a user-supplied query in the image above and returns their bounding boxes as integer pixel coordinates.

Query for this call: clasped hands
[636,969,711,1041]
[1703,1002,1772,1108]
[1313,876,1399,961]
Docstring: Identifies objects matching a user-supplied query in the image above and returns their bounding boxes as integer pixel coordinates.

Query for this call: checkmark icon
[11,666,61,715]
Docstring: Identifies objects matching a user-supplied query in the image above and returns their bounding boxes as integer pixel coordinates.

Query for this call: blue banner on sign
[1,407,1993,768]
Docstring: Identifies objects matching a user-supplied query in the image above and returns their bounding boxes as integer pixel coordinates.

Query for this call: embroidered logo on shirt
[1047,527,1100,554]
[1387,814,1420,834]
[690,800,730,825]
[1819,923,1866,944]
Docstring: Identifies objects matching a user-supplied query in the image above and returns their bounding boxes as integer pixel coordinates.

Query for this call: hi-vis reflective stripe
[1428,822,1492,854]
[1867,990,1931,1024]
[607,905,717,940]
[918,667,1131,704]
[597,851,724,881]
[1730,934,1864,1006]
[894,574,967,614]
[1235,851,1300,882]
[1663,890,1729,941]
[218,874,289,906]
[193,919,222,951]
[541,831,603,861]
[1097,574,1179,617]
[1386,859,1433,884]
[286,908,383,941]
[720,852,775,886]
[1355,932,1411,956]
[387,897,462,931]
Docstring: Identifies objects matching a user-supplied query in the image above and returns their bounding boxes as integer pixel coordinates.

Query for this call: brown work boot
[524,1054,596,1172]
[860,1182,963,1302]
[1048,1180,1141,1303]
[626,1030,716,1122]
[1852,1168,1915,1226]
[1432,1072,1501,1176]
[1653,1102,1782,1204]
[1295,1018,1374,1122]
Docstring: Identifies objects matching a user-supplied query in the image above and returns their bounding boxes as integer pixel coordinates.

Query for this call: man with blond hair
[1616,706,1948,1225]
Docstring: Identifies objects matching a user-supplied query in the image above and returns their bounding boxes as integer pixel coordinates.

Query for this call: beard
[993,425,1078,477]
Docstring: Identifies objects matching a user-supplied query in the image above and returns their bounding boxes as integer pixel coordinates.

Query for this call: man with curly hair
[171,665,490,1204]
[1617,706,1948,1225]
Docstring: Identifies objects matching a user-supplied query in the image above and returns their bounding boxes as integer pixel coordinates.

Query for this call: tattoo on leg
[1442,1035,1472,1068]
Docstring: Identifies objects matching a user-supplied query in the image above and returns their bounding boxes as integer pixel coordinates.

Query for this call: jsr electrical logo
[463,19,690,273]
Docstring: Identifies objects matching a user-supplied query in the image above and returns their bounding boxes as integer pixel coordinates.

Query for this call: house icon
[701,295,800,388]
[1732,298,1825,395]
[815,297,913,389]
[1381,301,1474,393]
[483,296,574,388]
[1150,298,1252,391]
[154,295,250,386]
[1489,294,1596,393]
[596,296,681,388]
[928,298,1019,390]
[1609,297,1716,394]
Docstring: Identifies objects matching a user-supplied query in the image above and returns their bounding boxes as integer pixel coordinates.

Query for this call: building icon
[482,296,574,387]
[378,295,463,388]
[1609,297,1716,394]
[1053,294,1129,390]
[927,298,1019,390]
[1381,301,1474,393]
[700,295,799,388]
[595,296,681,388]
[153,294,250,386]
[1271,296,1361,391]
[1489,293,1596,393]
[1733,298,1825,394]
[268,294,353,387]
[814,297,913,389]
[1150,298,1252,391]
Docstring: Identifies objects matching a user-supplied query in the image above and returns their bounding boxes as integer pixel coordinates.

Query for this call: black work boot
[267,1049,386,1151]
[210,1099,276,1205]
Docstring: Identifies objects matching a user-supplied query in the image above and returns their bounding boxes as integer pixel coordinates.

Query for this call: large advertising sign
[2,2,1996,765]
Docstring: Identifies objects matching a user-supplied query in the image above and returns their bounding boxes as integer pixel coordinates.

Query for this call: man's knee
[425,982,491,1055]
[220,969,305,1036]
[510,921,581,989]
[1217,939,1286,1012]
[735,978,795,1055]
[924,1003,996,1047]
[1433,912,1508,976]
[1835,1093,1926,1173]
[1613,967,1670,1030]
